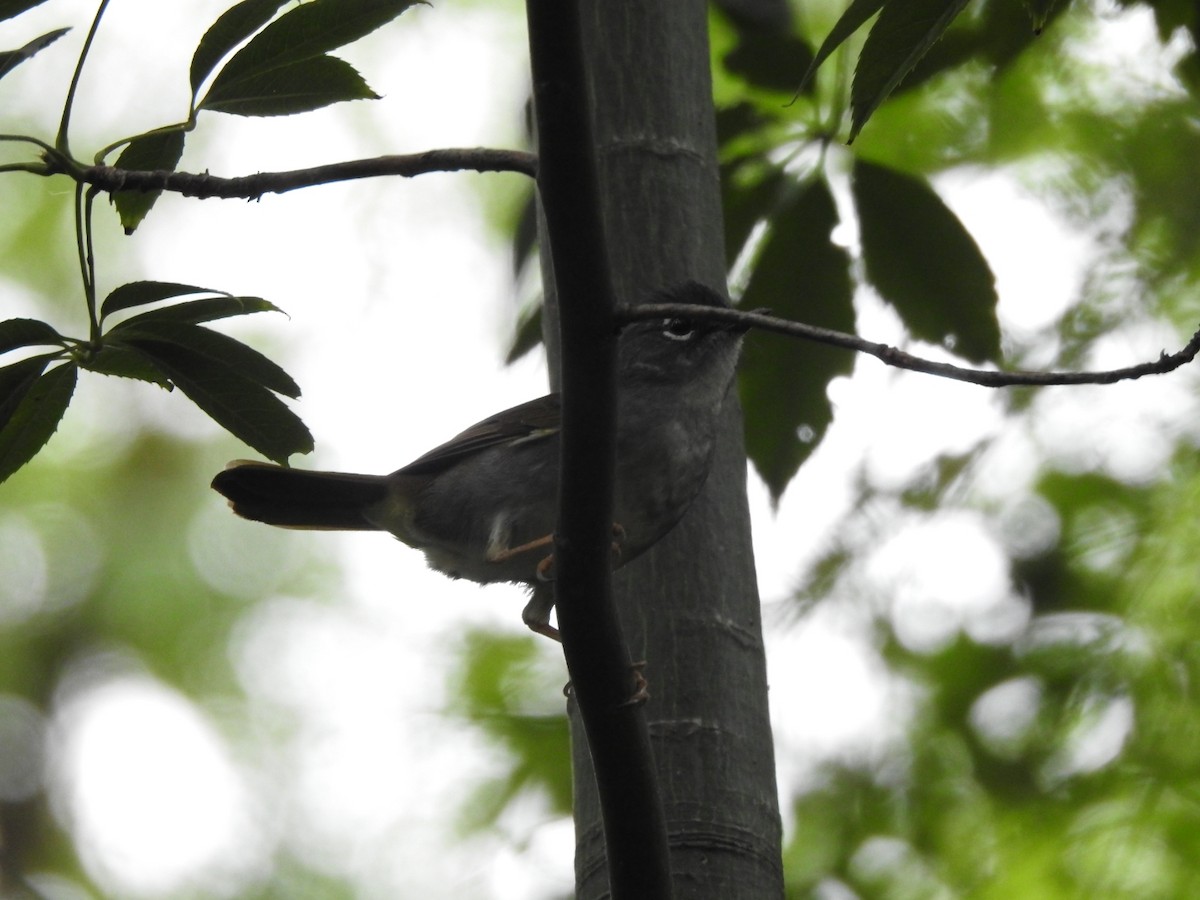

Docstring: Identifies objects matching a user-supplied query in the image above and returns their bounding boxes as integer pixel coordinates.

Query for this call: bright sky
[3,1,1195,898]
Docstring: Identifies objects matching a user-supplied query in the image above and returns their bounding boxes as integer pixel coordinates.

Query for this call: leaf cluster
[104,0,421,231]
[0,0,423,484]
[700,6,1200,895]
[718,122,1000,498]
[707,0,1200,501]
[0,283,311,483]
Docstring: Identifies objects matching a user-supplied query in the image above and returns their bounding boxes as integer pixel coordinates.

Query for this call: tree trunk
[566,1,784,896]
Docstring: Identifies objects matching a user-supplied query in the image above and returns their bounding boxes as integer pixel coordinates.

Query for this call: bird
[211,281,745,639]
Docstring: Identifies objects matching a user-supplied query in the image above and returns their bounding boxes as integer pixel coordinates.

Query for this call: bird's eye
[660,318,696,342]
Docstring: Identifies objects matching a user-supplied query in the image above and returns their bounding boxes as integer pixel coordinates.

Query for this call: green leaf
[0,318,64,354]
[0,0,51,25]
[723,25,814,93]
[119,320,300,398]
[100,281,227,323]
[0,362,76,484]
[81,345,171,387]
[852,159,1000,362]
[449,630,573,824]
[509,189,537,281]
[111,130,187,233]
[0,354,52,430]
[218,0,420,74]
[126,338,312,463]
[189,0,292,100]
[798,0,885,93]
[849,0,972,142]
[739,176,855,501]
[504,301,543,365]
[197,0,421,115]
[113,295,282,328]
[722,163,787,267]
[0,27,69,84]
[200,54,377,117]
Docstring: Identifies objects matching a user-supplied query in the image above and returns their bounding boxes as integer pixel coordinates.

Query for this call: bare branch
[56,148,536,200]
[621,304,1200,387]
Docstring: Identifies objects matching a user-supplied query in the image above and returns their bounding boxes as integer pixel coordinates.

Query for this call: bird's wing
[394,394,561,476]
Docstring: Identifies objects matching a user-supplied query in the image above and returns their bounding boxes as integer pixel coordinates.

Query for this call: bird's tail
[211,460,390,530]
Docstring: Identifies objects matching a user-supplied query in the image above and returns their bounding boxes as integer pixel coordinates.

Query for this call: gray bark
[567,1,784,896]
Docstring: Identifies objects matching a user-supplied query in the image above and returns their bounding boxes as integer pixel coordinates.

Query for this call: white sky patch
[864,511,1027,652]
[768,609,913,795]
[49,661,264,897]
[1042,694,1134,783]
[937,168,1096,339]
[969,676,1043,760]
[1030,321,1200,483]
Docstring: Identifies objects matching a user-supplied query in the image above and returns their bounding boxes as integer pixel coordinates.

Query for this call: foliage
[4,0,1200,897]
[0,0,420,483]
[710,0,1200,896]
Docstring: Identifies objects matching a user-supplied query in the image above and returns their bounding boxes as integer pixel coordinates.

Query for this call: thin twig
[620,303,1200,387]
[58,148,536,199]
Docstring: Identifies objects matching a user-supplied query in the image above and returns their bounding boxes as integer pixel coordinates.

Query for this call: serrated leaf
[120,320,300,398]
[0,362,76,484]
[849,0,972,142]
[81,345,171,387]
[852,159,1000,362]
[797,0,885,93]
[198,0,420,115]
[100,281,226,322]
[200,54,377,117]
[128,339,312,463]
[0,318,64,353]
[739,177,854,501]
[112,130,187,233]
[0,0,49,23]
[113,296,281,328]
[0,354,52,430]
[0,26,69,83]
[189,0,292,99]
[216,0,420,75]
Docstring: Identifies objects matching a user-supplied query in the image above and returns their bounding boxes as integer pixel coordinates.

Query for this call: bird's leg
[494,525,626,583]
[487,532,558,583]
[502,526,626,641]
[615,660,650,708]
[490,532,554,563]
[521,587,560,642]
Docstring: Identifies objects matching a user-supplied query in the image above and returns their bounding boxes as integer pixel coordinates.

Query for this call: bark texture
[567,1,785,896]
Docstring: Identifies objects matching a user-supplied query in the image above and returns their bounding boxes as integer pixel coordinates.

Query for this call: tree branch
[51,148,536,200]
[527,0,673,896]
[621,304,1200,387]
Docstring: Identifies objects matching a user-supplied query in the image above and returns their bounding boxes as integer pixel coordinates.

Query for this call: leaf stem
[95,121,191,166]
[74,183,100,344]
[0,133,57,152]
[58,0,113,155]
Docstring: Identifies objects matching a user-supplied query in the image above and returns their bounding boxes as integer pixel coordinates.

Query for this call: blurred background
[3,0,1200,897]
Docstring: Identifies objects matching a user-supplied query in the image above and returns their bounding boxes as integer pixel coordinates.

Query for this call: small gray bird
[211,281,744,639]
